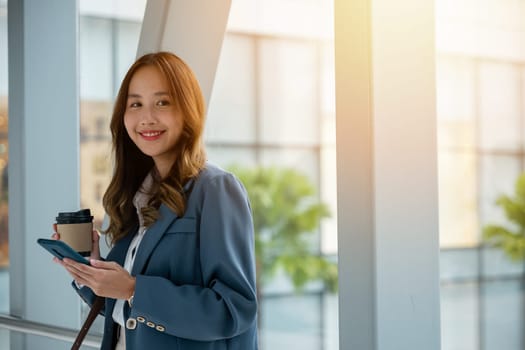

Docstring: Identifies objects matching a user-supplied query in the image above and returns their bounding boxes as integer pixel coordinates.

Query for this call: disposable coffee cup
[56,209,93,257]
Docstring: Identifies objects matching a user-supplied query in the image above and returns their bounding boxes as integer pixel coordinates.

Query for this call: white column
[137,0,231,106]
[335,0,441,348]
[8,0,80,348]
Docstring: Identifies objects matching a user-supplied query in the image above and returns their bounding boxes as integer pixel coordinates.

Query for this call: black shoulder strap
[71,296,104,350]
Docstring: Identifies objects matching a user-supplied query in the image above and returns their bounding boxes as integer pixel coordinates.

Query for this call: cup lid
[56,209,93,223]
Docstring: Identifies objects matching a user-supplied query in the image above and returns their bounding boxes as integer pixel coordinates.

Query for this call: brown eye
[156,100,170,107]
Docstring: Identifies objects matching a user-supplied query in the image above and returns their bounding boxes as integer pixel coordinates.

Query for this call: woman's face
[124,65,184,177]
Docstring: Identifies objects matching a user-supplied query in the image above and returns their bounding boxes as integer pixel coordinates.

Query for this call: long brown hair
[103,52,206,244]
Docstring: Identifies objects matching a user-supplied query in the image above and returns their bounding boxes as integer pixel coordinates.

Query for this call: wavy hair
[103,52,206,244]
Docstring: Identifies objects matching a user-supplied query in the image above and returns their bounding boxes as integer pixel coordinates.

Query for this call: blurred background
[0,0,524,349]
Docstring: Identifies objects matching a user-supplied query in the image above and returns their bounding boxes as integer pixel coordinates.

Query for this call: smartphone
[37,238,90,265]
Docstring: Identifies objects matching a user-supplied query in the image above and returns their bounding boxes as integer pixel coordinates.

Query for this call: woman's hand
[58,258,135,300]
[88,228,101,261]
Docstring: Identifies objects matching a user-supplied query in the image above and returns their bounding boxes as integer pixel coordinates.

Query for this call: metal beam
[0,314,101,349]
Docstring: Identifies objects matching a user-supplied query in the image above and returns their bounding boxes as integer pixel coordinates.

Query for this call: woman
[53,52,258,349]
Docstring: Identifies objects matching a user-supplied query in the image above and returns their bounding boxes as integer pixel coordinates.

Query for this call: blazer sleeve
[131,172,258,341]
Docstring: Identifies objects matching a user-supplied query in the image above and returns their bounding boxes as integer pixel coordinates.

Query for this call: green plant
[483,173,525,261]
[229,165,338,300]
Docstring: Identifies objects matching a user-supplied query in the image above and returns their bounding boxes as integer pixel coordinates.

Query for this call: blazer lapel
[130,204,178,276]
[106,227,136,265]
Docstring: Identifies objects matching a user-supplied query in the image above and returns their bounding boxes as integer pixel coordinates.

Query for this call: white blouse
[112,173,153,327]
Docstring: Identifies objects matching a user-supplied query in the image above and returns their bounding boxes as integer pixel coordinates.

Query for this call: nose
[140,106,157,125]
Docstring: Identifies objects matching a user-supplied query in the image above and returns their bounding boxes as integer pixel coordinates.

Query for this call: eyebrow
[127,92,170,98]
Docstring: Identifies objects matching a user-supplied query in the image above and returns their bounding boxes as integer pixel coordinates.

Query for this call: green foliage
[483,173,525,262]
[230,165,338,293]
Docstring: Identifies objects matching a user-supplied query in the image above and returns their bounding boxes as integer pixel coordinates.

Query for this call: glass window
[206,34,256,144]
[320,43,337,255]
[440,282,479,350]
[478,62,521,151]
[259,39,319,146]
[114,20,144,95]
[262,294,323,350]
[436,56,476,151]
[479,155,521,226]
[260,148,320,185]
[79,16,114,101]
[482,279,524,349]
[206,146,257,169]
[438,151,478,247]
[79,4,145,226]
[437,0,525,348]
[211,29,338,348]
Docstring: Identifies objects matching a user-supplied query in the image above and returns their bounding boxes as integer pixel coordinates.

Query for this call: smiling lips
[139,130,165,141]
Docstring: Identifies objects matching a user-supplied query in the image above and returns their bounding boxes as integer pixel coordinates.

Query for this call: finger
[52,224,59,240]
[54,258,90,284]
[62,259,96,277]
[91,230,101,260]
[63,263,97,287]
[53,257,66,267]
[62,264,87,281]
[89,259,119,270]
[65,267,105,296]
[92,230,100,243]
[63,264,80,277]
[63,258,91,270]
[66,269,89,286]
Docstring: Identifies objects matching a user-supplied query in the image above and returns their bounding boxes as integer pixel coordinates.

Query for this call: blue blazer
[76,164,258,349]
